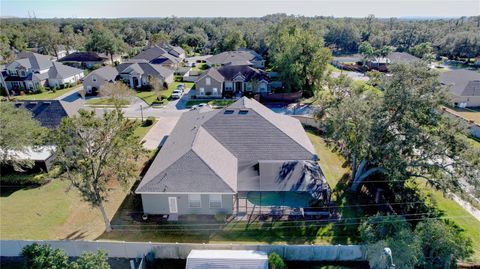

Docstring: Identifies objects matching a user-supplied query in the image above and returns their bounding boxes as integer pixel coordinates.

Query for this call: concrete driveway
[142,116,180,150]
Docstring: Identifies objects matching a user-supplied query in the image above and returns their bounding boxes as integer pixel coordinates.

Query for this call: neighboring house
[58,52,120,68]
[195,65,270,98]
[206,49,265,69]
[186,250,268,269]
[117,60,175,89]
[3,52,84,93]
[54,45,77,59]
[475,56,480,66]
[136,97,329,217]
[7,100,71,171]
[366,52,421,71]
[82,66,119,95]
[440,69,480,108]
[132,44,185,68]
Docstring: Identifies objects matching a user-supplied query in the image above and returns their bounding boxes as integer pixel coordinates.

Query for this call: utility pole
[140,105,144,123]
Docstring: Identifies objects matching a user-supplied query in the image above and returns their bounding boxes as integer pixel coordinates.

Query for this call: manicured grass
[136,91,161,106]
[0,124,152,240]
[307,131,350,188]
[191,63,209,72]
[133,120,157,141]
[85,98,130,106]
[420,183,480,262]
[13,85,80,100]
[0,179,71,239]
[445,106,480,124]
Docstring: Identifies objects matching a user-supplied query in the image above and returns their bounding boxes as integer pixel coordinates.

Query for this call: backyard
[11,85,80,100]
[444,106,480,124]
[0,123,155,240]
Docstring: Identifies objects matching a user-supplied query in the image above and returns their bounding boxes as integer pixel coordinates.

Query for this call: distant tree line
[1,14,479,65]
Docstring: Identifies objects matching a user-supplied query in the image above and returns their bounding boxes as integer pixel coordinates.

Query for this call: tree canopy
[317,63,480,198]
[54,109,144,232]
[267,19,331,97]
[0,102,48,171]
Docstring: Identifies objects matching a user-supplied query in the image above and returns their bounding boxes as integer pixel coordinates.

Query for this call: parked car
[171,89,183,99]
[190,103,209,110]
[177,83,185,90]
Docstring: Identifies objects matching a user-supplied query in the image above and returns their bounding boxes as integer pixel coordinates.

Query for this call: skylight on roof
[239,110,249,115]
[224,110,234,114]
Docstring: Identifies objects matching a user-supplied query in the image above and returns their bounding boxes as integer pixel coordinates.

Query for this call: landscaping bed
[12,85,80,100]
[186,99,236,108]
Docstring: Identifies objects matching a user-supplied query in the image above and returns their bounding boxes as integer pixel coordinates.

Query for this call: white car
[171,89,183,99]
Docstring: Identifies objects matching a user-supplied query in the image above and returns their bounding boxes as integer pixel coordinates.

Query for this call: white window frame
[199,87,205,96]
[209,194,222,208]
[206,77,211,86]
[212,88,218,95]
[188,194,202,208]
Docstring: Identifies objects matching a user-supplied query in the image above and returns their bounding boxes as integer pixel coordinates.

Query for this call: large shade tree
[85,24,127,64]
[0,102,48,171]
[267,19,332,97]
[317,63,480,197]
[54,109,144,232]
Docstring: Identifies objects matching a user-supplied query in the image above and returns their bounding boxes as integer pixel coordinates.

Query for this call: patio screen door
[168,197,178,213]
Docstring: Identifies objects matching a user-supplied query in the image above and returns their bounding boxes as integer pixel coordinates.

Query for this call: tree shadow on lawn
[330,173,364,245]
[62,230,89,240]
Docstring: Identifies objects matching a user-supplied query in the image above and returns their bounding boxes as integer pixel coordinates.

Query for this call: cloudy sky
[1,0,479,18]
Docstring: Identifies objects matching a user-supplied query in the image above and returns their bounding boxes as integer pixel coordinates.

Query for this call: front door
[235,81,243,93]
[168,197,178,213]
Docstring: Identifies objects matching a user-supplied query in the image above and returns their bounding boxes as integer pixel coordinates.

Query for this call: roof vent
[239,110,249,115]
[224,110,234,114]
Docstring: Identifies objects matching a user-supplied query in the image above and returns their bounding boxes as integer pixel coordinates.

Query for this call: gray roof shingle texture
[440,69,480,97]
[206,50,263,66]
[136,98,324,194]
[14,100,69,129]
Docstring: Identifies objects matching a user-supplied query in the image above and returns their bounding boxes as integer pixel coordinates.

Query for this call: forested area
[1,14,479,64]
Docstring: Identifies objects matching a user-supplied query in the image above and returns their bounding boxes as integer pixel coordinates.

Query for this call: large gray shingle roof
[136,97,320,194]
[132,45,183,64]
[440,69,480,97]
[9,52,53,71]
[117,61,174,79]
[206,50,263,66]
[14,100,69,129]
[48,62,84,79]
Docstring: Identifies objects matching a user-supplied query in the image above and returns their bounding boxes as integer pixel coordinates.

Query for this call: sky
[1,0,479,18]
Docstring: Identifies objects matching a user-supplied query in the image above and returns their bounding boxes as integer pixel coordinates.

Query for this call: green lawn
[85,98,130,106]
[0,123,154,240]
[136,91,162,106]
[13,85,80,100]
[192,63,209,72]
[133,120,157,141]
[0,179,72,239]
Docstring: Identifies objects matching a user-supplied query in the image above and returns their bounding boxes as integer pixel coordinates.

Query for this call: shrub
[22,243,70,269]
[1,172,52,185]
[214,212,227,222]
[144,116,155,126]
[268,252,287,269]
[160,94,169,100]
